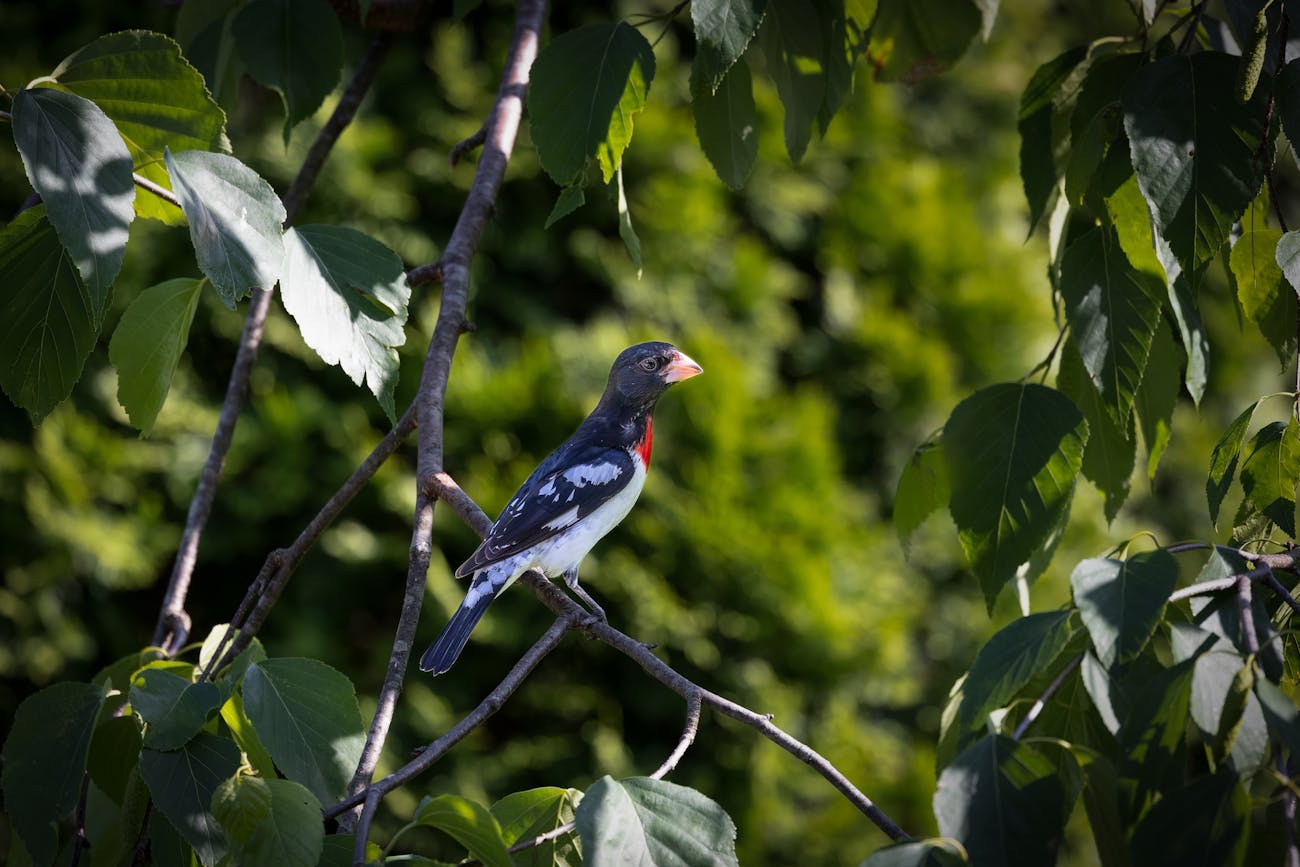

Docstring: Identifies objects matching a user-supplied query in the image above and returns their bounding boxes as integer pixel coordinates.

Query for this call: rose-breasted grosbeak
[419,341,703,675]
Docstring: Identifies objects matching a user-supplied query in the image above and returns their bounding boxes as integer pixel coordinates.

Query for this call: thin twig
[341,0,547,847]
[449,126,487,167]
[282,31,394,223]
[150,29,395,652]
[651,689,703,779]
[132,172,182,209]
[0,109,11,121]
[508,821,576,856]
[407,261,445,286]
[1012,654,1082,740]
[1175,0,1207,53]
[69,772,91,867]
[1265,569,1300,616]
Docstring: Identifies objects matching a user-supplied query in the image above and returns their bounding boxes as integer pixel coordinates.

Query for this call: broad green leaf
[1057,339,1135,522]
[232,0,343,142]
[528,22,655,185]
[93,647,166,693]
[242,658,365,803]
[859,840,968,866]
[1237,418,1300,536]
[1,682,106,866]
[1103,160,1164,280]
[866,0,983,85]
[1230,228,1294,366]
[545,185,585,229]
[894,435,950,557]
[1059,225,1164,424]
[691,0,766,92]
[1123,52,1268,279]
[0,207,98,423]
[575,776,739,867]
[12,85,134,310]
[164,148,286,306]
[692,58,758,191]
[129,667,222,751]
[933,735,1071,867]
[758,0,827,163]
[413,794,512,867]
[1206,402,1260,527]
[492,787,581,867]
[279,226,409,422]
[1070,550,1176,669]
[1169,624,1266,773]
[179,1,248,112]
[1255,678,1300,757]
[1128,769,1250,867]
[1190,548,1283,681]
[220,690,277,779]
[1018,46,1088,232]
[139,733,241,866]
[615,166,643,277]
[944,383,1088,610]
[214,776,324,867]
[88,715,143,803]
[1279,59,1300,153]
[109,277,204,433]
[815,0,871,132]
[1277,229,1300,295]
[197,622,267,683]
[1116,658,1195,822]
[151,798,196,867]
[1134,321,1179,479]
[1075,753,1129,867]
[944,610,1075,761]
[1080,651,1121,734]
[52,30,228,225]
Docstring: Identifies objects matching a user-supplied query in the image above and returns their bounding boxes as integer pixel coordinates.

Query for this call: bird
[419,341,703,675]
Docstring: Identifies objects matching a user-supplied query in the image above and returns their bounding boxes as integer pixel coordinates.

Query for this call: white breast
[530,455,647,577]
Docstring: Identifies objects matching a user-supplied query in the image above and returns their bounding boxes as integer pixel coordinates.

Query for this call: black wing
[455,442,635,577]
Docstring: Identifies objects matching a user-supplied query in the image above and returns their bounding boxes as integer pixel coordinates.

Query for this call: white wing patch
[562,462,623,487]
[542,505,581,531]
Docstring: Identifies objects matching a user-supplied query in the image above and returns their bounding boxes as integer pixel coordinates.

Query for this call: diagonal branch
[338,0,548,838]
[150,32,398,652]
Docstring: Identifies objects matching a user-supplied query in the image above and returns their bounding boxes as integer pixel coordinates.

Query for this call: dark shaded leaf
[413,794,512,867]
[895,434,950,557]
[88,715,143,804]
[866,0,983,85]
[691,0,766,92]
[1116,658,1195,822]
[575,776,739,867]
[692,57,758,190]
[213,775,324,867]
[859,840,968,866]
[139,732,241,866]
[1057,339,1135,522]
[1237,418,1300,536]
[1071,550,1176,668]
[492,787,581,867]
[758,0,828,163]
[129,667,222,751]
[1134,320,1179,479]
[1128,768,1250,867]
[1206,402,1260,527]
[1018,46,1088,232]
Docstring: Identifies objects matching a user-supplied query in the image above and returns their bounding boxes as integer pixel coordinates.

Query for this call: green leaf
[1059,225,1164,424]
[1190,548,1283,682]
[1123,52,1268,279]
[1278,58,1300,154]
[109,277,204,433]
[943,383,1088,610]
[0,207,98,423]
[1,682,106,866]
[691,0,766,92]
[1169,624,1266,772]
[866,0,983,85]
[1057,339,1135,522]
[1075,753,1129,867]
[492,787,581,867]
[242,658,366,804]
[1080,651,1121,734]
[1103,157,1164,280]
[1277,229,1300,296]
[279,226,410,422]
[213,776,324,867]
[1230,228,1295,366]
[88,715,144,803]
[51,30,228,226]
[575,776,739,867]
[413,794,513,867]
[943,610,1075,761]
[1206,402,1260,527]
[1018,46,1088,232]
[528,22,655,185]
[232,0,343,142]
[692,57,758,190]
[544,184,586,229]
[1237,418,1300,537]
[1070,550,1176,669]
[1254,679,1300,757]
[129,667,223,751]
[894,435,950,557]
[139,732,241,866]
[178,1,248,113]
[1128,768,1250,867]
[11,85,134,310]
[859,840,969,866]
[615,167,644,278]
[164,148,286,306]
[220,690,277,779]
[933,735,1072,867]
[758,0,826,163]
[1134,320,1179,480]
[198,622,267,683]
[1116,658,1195,822]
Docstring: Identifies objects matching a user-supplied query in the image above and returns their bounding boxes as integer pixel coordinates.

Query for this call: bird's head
[601,341,702,413]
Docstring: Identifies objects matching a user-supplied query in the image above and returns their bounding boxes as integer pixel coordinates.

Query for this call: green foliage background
[0,1,1289,863]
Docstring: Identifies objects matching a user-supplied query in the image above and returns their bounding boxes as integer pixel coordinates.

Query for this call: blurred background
[1,1,1291,863]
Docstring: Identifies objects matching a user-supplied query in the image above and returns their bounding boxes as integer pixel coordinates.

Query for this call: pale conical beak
[663,350,703,383]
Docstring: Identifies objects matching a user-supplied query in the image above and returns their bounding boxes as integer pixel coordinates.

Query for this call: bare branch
[406,261,445,286]
[651,689,703,780]
[450,125,488,166]
[132,172,182,210]
[1012,654,1082,740]
[339,0,548,839]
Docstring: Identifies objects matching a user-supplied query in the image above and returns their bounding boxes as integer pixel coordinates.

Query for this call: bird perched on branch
[420,341,703,675]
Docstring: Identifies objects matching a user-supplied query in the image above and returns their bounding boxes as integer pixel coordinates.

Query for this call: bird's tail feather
[419,583,496,675]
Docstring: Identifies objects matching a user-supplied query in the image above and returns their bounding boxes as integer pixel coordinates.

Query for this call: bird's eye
[639,357,660,372]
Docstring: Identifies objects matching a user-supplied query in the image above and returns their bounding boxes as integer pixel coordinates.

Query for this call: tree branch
[69,772,91,867]
[1012,654,1082,740]
[132,172,181,210]
[150,29,396,652]
[338,0,548,839]
[651,689,703,780]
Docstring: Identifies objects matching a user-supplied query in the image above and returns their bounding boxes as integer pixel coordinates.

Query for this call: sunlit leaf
[1169,624,1266,773]
[1278,229,1300,296]
[12,85,134,309]
[860,840,969,866]
[1071,550,1176,668]
[413,794,512,867]
[109,277,204,433]
[944,383,1088,609]
[1134,320,1179,479]
[1237,418,1300,537]
[1230,228,1294,367]
[1057,339,1135,522]
[895,434,950,557]
[575,776,739,867]
[492,787,581,867]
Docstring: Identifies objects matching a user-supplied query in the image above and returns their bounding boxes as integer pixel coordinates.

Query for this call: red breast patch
[635,417,653,467]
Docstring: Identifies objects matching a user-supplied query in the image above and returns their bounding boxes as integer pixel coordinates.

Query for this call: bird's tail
[419,575,500,675]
